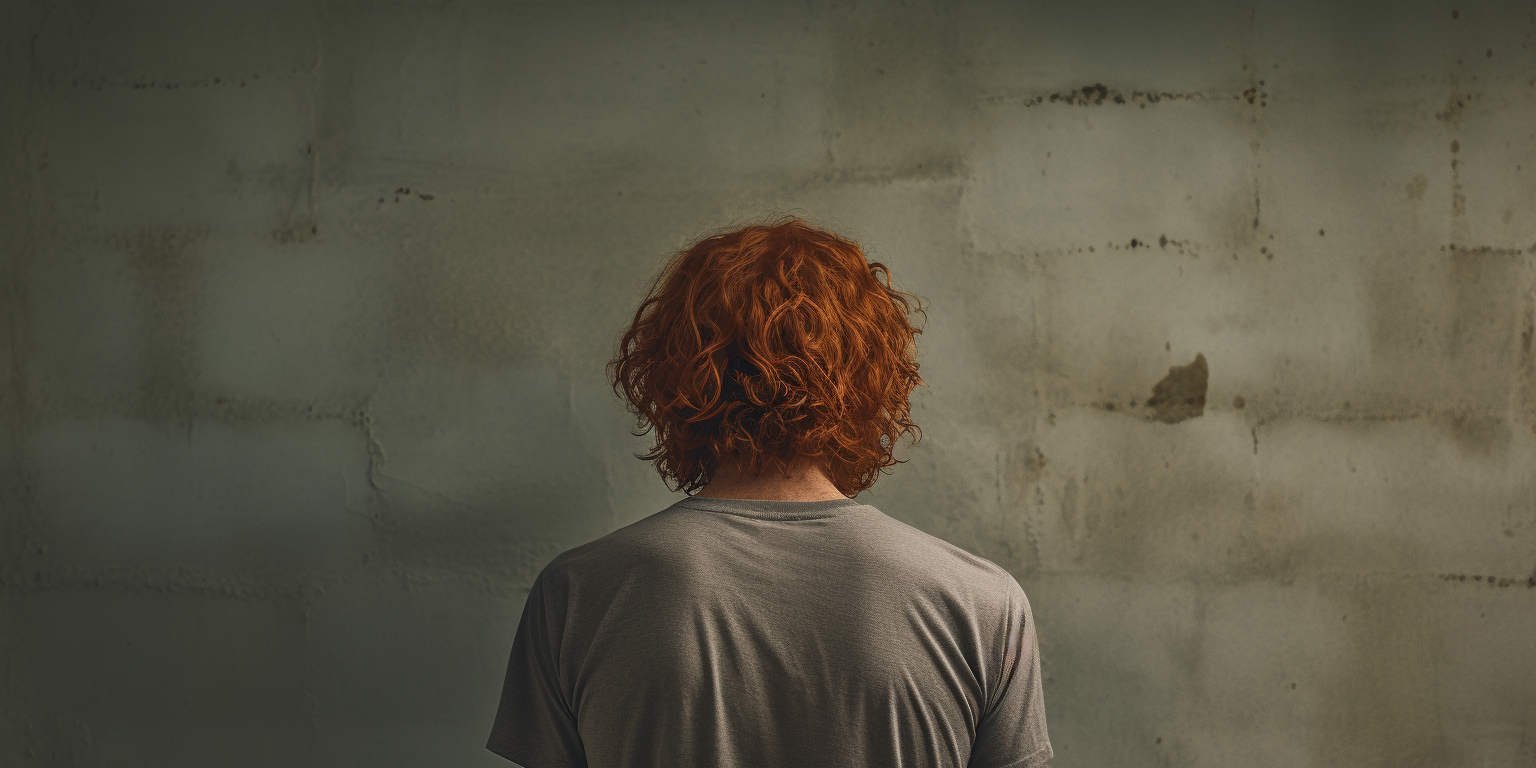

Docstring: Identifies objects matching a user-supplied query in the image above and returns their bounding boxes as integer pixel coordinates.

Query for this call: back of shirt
[487,496,1051,768]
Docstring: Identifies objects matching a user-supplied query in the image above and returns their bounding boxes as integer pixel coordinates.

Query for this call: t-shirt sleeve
[968,575,1052,768]
[486,571,587,768]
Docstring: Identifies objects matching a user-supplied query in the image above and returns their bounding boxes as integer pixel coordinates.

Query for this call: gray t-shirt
[487,496,1051,768]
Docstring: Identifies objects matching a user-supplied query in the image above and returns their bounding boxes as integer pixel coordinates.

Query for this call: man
[487,218,1051,767]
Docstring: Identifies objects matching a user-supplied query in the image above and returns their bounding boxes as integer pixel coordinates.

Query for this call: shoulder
[870,509,1019,585]
[534,506,698,585]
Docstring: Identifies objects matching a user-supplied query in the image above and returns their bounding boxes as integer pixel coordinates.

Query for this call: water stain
[1061,476,1079,538]
[119,227,210,431]
[1146,353,1208,424]
[1405,175,1429,201]
[1450,246,1522,359]
[1312,580,1452,767]
[825,2,973,171]
[1434,80,1469,129]
[1013,443,1048,488]
[1366,244,1522,392]
[1437,411,1510,458]
[382,221,547,366]
[271,222,318,244]
[1522,307,1534,355]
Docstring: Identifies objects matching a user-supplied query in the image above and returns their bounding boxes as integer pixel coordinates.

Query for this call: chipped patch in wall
[1145,353,1208,424]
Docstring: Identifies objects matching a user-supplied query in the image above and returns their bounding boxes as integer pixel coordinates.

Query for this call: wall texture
[3,0,1534,766]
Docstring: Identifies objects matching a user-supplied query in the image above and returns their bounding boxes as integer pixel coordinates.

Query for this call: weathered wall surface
[3,0,1533,766]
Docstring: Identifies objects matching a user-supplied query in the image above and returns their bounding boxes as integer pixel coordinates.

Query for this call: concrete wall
[3,0,1533,765]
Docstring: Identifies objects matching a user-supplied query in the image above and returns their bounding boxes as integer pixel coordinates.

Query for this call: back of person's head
[608,216,926,498]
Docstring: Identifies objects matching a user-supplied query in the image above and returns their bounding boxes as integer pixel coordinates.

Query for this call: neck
[694,454,847,502]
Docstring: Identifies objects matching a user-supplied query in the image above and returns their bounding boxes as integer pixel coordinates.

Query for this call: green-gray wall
[3,1,1534,766]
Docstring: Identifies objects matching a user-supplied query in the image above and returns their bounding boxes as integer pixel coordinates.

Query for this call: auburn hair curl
[607,216,926,498]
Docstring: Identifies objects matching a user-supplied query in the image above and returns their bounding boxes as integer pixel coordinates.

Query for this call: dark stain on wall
[1434,81,1472,129]
[1145,353,1208,424]
[384,186,435,203]
[996,80,1270,109]
[1436,77,1475,224]
[1438,573,1536,588]
[1010,83,1216,109]
[1240,83,1268,106]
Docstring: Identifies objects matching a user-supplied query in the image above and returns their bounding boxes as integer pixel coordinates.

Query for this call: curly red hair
[607,216,926,497]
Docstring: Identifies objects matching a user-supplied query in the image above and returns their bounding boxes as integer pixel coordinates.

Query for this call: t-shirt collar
[672,495,864,521]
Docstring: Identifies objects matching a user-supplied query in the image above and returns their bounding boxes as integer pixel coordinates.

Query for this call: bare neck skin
[693,454,847,502]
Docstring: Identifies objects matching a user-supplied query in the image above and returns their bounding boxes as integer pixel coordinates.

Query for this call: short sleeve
[969,576,1052,768]
[486,572,587,768]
